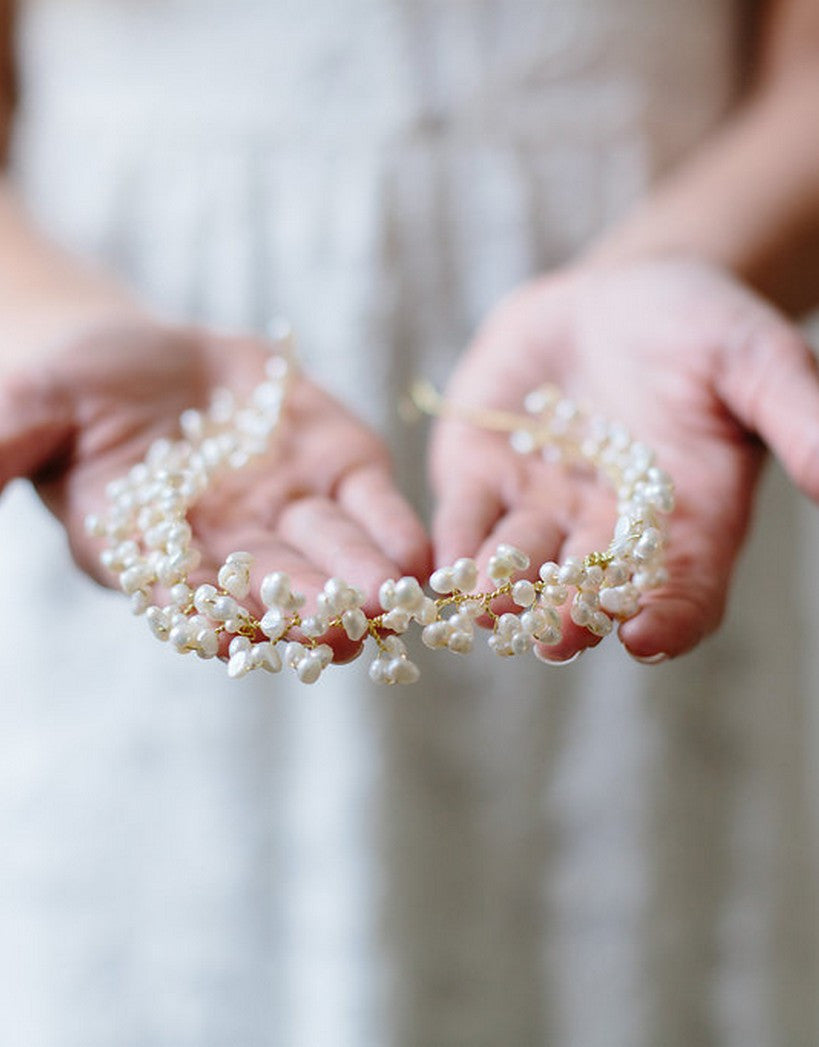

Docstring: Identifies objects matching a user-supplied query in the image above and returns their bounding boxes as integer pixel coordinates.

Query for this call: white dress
[2,2,818,1045]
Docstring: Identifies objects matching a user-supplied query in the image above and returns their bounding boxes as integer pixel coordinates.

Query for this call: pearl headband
[85,328,674,685]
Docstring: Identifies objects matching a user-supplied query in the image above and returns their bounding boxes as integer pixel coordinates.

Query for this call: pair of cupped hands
[5,257,819,665]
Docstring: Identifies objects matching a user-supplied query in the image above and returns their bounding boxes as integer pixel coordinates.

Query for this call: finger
[473,505,565,593]
[336,464,431,580]
[617,504,737,661]
[276,494,414,610]
[431,422,514,567]
[716,320,819,501]
[539,501,616,663]
[432,475,504,572]
[200,529,363,662]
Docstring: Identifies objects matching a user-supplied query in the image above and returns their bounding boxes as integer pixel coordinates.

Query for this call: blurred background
[1,2,818,1045]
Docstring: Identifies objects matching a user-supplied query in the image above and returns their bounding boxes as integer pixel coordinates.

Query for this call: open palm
[3,323,430,659]
[431,258,819,661]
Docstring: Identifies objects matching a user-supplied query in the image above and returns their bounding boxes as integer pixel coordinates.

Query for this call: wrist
[0,311,173,492]
[0,296,152,379]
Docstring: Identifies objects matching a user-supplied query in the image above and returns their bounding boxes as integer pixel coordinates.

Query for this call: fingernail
[534,647,586,667]
[627,651,669,665]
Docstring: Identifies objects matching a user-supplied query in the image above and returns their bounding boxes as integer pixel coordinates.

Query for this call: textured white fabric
[2,2,819,1045]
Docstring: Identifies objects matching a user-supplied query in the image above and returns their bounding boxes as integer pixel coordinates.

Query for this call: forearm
[588,66,819,315]
[0,179,152,487]
[0,180,146,377]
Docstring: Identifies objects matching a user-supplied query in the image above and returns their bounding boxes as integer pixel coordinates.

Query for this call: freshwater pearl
[260,572,292,608]
[297,653,323,684]
[451,558,478,593]
[430,568,455,594]
[341,608,369,642]
[88,337,673,687]
[393,576,424,611]
[512,579,536,607]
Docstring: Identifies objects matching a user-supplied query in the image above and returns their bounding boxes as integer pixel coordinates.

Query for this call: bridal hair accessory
[85,327,674,685]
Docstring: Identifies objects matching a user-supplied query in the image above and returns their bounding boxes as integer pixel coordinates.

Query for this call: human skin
[432,0,819,661]
[1,0,819,663]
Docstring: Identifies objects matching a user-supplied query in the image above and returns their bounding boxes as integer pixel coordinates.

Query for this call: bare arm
[432,0,819,662]
[0,1,145,374]
[0,5,430,634]
[590,0,819,314]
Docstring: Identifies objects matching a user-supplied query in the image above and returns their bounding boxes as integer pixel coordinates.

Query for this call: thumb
[715,319,819,500]
[0,367,73,493]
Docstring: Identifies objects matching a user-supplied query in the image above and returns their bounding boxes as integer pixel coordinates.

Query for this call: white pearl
[393,576,424,611]
[382,608,411,633]
[414,597,438,626]
[226,550,254,566]
[255,642,282,673]
[260,609,287,641]
[297,653,323,684]
[541,584,569,606]
[382,635,407,658]
[635,528,662,561]
[451,558,478,593]
[520,608,547,636]
[447,612,474,635]
[487,556,513,584]
[324,577,354,614]
[120,564,154,595]
[447,631,473,655]
[229,635,251,657]
[210,595,239,622]
[488,635,513,657]
[314,644,334,668]
[169,622,192,651]
[421,621,449,648]
[146,606,170,641]
[460,599,485,620]
[217,565,251,600]
[301,615,329,639]
[260,572,291,608]
[538,561,559,584]
[196,629,220,659]
[496,612,522,637]
[170,583,193,609]
[570,601,592,627]
[193,584,218,613]
[166,522,192,548]
[284,642,305,669]
[558,559,583,586]
[579,565,604,590]
[604,560,630,586]
[511,632,533,656]
[430,568,454,594]
[368,658,390,684]
[588,611,613,637]
[378,580,397,611]
[541,626,562,647]
[390,658,420,685]
[227,650,251,679]
[496,544,530,571]
[341,608,369,642]
[512,579,536,607]
[599,588,624,615]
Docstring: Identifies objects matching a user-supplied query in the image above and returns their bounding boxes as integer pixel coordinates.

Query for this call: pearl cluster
[86,332,674,686]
